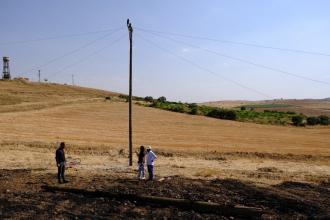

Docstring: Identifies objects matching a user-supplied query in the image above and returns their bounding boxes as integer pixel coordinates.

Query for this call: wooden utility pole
[72,74,74,86]
[127,19,133,166]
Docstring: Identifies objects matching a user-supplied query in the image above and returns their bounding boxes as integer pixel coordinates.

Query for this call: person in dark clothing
[137,146,146,180]
[55,142,68,183]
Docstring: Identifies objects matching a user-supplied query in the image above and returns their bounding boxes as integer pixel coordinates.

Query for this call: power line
[142,30,330,86]
[136,27,330,57]
[136,33,273,99]
[45,33,126,80]
[23,28,124,74]
[0,27,124,46]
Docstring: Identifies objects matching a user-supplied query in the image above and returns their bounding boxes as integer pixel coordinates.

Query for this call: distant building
[13,77,29,82]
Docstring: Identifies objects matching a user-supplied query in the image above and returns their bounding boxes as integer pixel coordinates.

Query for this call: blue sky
[1,0,329,102]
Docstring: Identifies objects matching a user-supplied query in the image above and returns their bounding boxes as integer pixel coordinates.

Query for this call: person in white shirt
[146,146,157,180]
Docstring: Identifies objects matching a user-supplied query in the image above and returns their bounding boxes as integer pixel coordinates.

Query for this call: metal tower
[2,57,11,80]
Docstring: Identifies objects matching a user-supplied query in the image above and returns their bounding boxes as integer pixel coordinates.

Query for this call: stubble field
[0,80,329,219]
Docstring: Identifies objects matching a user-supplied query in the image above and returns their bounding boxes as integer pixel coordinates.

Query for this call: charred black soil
[1,169,329,219]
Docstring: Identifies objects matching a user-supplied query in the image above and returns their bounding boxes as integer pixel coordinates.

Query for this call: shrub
[151,100,165,108]
[188,103,198,109]
[286,111,296,115]
[119,94,128,99]
[306,117,320,125]
[198,105,214,116]
[291,115,304,126]
[170,104,185,113]
[157,96,167,103]
[240,106,246,111]
[119,94,146,102]
[190,106,198,115]
[144,96,153,102]
[207,108,237,120]
[318,115,329,125]
[188,103,198,115]
[207,109,225,119]
[133,96,145,101]
[119,94,129,102]
[226,110,237,120]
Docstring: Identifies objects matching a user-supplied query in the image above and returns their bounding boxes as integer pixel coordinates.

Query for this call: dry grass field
[204,98,330,116]
[1,80,329,219]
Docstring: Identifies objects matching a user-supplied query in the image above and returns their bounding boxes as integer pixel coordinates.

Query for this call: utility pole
[38,70,41,82]
[72,74,74,86]
[127,19,133,166]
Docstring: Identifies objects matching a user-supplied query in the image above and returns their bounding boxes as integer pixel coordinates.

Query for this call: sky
[0,0,329,102]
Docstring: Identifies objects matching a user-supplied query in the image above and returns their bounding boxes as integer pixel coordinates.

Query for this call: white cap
[147,146,152,150]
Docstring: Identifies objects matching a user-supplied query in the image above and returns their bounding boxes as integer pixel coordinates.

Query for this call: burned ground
[1,169,329,219]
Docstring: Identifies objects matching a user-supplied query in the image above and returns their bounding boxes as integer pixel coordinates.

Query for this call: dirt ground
[1,167,329,219]
[0,141,329,219]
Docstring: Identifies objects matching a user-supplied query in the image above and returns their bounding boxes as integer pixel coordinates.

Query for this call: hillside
[0,80,328,154]
[0,80,329,218]
[0,80,328,153]
[203,98,330,116]
[0,79,119,113]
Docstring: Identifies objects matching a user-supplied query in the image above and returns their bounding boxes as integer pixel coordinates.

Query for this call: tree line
[118,95,329,126]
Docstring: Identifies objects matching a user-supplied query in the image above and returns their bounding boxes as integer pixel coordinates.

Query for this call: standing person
[146,146,157,181]
[55,142,68,184]
[137,145,146,180]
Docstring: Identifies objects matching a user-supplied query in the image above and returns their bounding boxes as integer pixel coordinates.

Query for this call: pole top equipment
[127,19,133,32]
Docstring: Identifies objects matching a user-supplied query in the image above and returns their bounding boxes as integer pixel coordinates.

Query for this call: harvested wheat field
[1,81,330,219]
[204,98,330,116]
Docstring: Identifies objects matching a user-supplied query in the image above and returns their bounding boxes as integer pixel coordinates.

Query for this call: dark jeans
[147,165,154,180]
[57,164,65,181]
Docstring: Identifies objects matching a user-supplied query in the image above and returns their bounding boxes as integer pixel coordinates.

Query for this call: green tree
[318,115,329,125]
[291,115,304,126]
[207,108,237,121]
[225,110,237,120]
[157,96,167,103]
[306,117,320,125]
[170,104,185,113]
[144,96,154,102]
